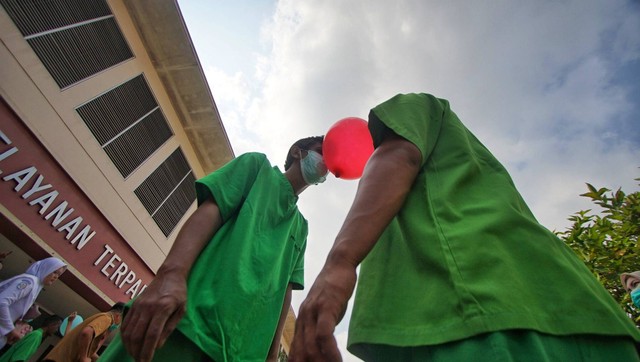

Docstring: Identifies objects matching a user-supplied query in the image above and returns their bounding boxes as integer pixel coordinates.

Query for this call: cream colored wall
[0,0,206,271]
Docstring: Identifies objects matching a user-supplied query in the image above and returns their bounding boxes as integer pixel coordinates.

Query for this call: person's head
[13,320,32,338]
[41,315,63,336]
[110,302,126,325]
[26,257,67,286]
[620,271,640,308]
[284,136,325,170]
[620,271,640,293]
[284,136,327,185]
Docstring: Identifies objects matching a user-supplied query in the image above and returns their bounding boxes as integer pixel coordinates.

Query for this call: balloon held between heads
[323,117,374,179]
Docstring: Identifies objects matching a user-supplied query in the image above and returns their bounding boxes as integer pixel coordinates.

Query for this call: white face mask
[300,150,328,185]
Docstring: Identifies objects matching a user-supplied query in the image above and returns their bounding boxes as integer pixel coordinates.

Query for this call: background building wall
[0,0,232,315]
[0,0,296,356]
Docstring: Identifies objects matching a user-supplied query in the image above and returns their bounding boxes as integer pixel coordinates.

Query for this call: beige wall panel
[2,0,233,272]
[0,26,167,271]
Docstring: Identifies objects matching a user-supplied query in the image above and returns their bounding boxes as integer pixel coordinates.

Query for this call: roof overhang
[123,0,234,174]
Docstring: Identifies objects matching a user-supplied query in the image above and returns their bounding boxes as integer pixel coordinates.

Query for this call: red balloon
[323,117,374,179]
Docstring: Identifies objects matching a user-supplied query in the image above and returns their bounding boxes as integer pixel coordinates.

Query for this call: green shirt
[0,328,43,362]
[177,153,307,362]
[348,93,640,354]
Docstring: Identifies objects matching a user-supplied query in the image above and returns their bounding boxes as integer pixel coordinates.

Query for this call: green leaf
[560,176,640,328]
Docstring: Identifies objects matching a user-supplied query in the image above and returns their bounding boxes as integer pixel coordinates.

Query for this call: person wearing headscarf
[0,257,66,349]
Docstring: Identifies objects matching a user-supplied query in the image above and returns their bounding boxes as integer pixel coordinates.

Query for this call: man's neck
[284,168,309,196]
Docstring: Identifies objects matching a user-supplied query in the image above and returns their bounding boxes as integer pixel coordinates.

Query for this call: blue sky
[178,0,639,359]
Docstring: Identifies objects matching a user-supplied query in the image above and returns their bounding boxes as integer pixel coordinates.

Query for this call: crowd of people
[0,255,124,361]
[2,93,639,361]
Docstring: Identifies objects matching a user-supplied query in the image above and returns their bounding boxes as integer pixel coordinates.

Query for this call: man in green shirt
[290,93,640,361]
[101,136,327,362]
[0,315,62,362]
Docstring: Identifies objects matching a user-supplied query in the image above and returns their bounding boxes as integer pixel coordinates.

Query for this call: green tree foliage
[556,178,640,327]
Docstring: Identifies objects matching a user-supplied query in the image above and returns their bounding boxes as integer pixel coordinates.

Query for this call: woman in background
[0,257,66,349]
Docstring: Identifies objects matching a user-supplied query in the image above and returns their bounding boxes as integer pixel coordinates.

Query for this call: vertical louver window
[135,149,196,237]
[76,75,173,178]
[0,0,133,88]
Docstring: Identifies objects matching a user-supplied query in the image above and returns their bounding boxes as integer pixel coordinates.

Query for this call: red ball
[323,117,374,179]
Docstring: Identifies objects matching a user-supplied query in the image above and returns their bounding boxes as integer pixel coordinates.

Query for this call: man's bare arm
[120,198,223,362]
[76,326,94,362]
[267,284,293,361]
[289,133,422,361]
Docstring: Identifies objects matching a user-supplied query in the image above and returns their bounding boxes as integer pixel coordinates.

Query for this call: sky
[177,0,640,359]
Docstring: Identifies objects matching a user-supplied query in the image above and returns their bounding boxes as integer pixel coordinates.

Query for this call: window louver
[135,149,196,237]
[0,0,111,35]
[1,0,133,88]
[76,75,173,178]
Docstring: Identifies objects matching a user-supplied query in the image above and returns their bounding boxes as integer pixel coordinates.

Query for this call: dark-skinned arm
[120,198,223,362]
[267,284,294,362]
[289,133,422,361]
[90,332,108,361]
[76,326,94,362]
[65,311,77,336]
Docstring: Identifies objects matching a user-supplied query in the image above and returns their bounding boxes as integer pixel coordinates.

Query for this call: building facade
[1,0,295,358]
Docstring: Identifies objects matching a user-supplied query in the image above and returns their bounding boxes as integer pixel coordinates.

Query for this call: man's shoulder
[84,312,112,327]
[377,92,449,110]
[238,152,269,162]
[233,152,273,169]
[92,312,111,320]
